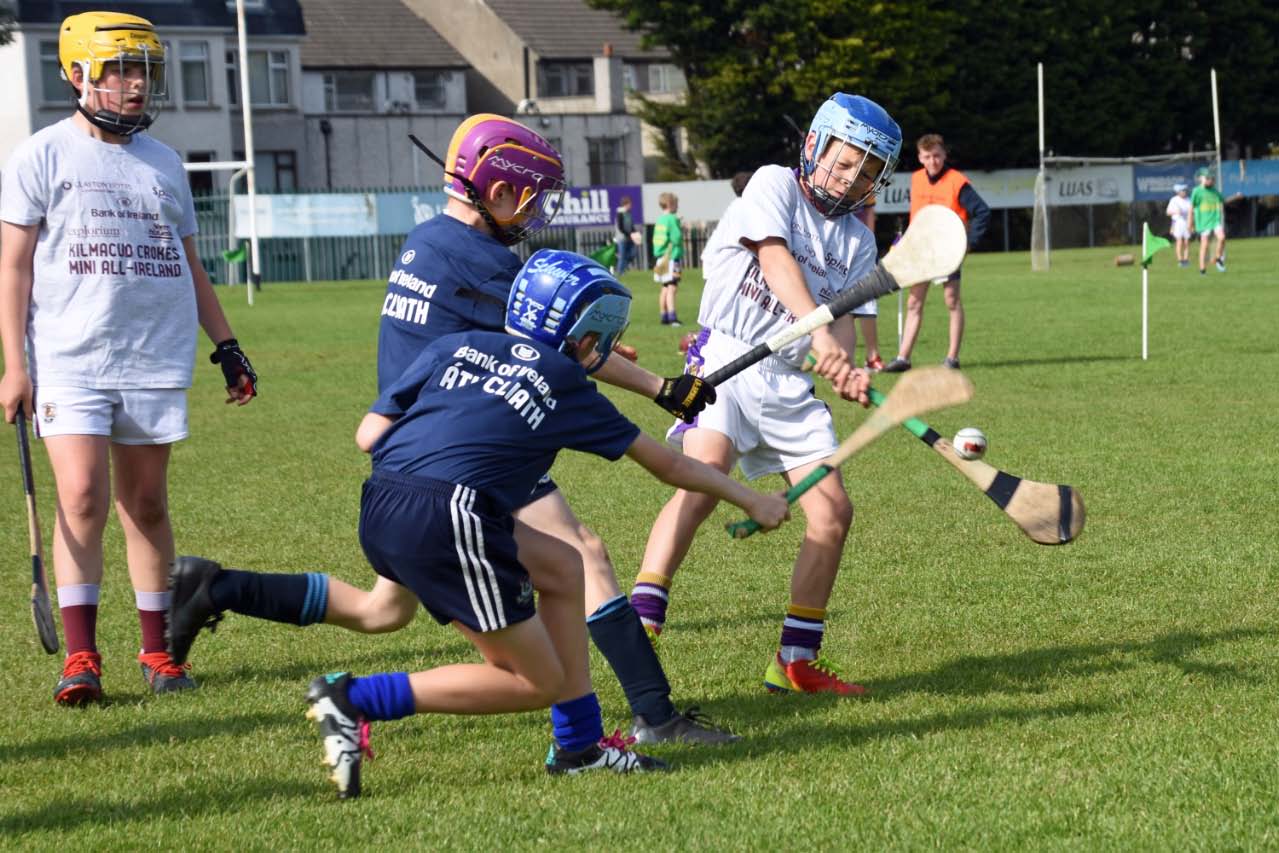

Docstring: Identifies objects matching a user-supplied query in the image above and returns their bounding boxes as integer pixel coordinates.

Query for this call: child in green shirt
[1190,167,1226,274]
[652,192,684,325]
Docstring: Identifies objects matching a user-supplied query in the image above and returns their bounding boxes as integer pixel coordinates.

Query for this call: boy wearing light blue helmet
[633,94,901,696]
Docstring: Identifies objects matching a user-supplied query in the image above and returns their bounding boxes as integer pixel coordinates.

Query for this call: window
[587,136,625,185]
[413,71,447,110]
[180,42,210,104]
[227,49,290,106]
[40,40,66,102]
[237,150,296,192]
[538,61,593,97]
[186,151,215,196]
[322,71,375,112]
[624,62,686,94]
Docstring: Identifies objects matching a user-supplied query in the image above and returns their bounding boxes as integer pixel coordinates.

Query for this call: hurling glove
[210,338,258,397]
[654,373,715,423]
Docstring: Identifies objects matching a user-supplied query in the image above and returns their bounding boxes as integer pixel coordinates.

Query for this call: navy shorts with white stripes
[358,471,536,633]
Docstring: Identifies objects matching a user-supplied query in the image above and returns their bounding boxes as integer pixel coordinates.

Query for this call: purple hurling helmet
[443,114,566,245]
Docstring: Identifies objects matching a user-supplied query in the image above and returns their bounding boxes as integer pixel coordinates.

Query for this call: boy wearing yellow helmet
[0,12,257,705]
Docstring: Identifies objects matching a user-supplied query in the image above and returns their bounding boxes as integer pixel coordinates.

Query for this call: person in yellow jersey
[882,134,990,372]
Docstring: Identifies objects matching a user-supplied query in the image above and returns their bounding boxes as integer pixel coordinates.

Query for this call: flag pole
[1141,222,1149,361]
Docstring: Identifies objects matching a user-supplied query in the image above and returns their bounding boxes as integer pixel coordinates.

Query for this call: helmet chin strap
[407,133,520,245]
[76,103,151,136]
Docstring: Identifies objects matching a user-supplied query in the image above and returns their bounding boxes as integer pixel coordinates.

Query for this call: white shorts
[654,259,682,285]
[33,386,188,445]
[667,332,837,480]
[852,295,878,318]
[1170,220,1191,240]
[1199,225,1225,239]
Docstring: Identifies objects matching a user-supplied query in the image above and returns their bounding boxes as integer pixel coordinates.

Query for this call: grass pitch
[2,240,1278,849]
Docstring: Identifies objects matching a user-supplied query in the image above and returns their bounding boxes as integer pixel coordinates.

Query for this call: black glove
[654,374,715,423]
[210,338,258,397]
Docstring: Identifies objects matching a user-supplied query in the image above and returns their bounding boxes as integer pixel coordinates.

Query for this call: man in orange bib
[882,134,990,372]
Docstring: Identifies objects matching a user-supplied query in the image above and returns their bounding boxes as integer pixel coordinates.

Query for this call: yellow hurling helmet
[59,11,166,135]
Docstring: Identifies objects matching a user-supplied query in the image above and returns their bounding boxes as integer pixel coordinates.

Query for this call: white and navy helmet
[507,249,632,374]
[801,93,902,218]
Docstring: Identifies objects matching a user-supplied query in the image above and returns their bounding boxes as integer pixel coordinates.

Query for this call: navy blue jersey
[377,215,524,391]
[369,331,641,510]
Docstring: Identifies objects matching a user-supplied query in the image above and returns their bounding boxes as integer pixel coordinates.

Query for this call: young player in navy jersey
[175,252,788,797]
[174,114,735,747]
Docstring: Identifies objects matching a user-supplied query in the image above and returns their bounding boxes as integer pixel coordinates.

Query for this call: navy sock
[346,672,415,721]
[587,595,676,725]
[550,692,603,752]
[209,570,329,626]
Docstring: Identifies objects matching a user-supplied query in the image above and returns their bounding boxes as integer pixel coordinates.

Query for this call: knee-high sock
[210,570,329,626]
[587,595,676,725]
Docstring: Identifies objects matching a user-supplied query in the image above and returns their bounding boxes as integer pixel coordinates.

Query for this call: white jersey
[698,165,877,367]
[1166,195,1191,228]
[1,118,199,389]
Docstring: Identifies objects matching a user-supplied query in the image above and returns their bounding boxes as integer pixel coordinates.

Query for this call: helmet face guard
[444,115,565,245]
[507,249,632,374]
[801,93,902,218]
[60,12,167,136]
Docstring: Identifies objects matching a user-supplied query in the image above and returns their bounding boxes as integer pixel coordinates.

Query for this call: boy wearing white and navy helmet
[170,114,736,750]
[632,93,902,696]
[0,11,256,705]
[173,252,788,797]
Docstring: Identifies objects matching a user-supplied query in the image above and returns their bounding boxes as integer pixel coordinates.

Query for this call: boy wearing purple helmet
[170,116,734,766]
[632,94,901,696]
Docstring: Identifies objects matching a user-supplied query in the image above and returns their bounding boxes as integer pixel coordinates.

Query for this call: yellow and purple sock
[630,572,671,634]
[779,604,826,664]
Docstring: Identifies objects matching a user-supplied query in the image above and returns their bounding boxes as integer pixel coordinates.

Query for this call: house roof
[483,0,667,60]
[12,0,305,37]
[298,0,466,68]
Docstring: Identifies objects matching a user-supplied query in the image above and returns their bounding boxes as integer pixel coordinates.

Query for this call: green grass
[2,241,1278,849]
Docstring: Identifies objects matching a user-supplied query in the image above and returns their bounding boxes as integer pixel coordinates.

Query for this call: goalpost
[181,0,261,305]
[1031,63,1223,272]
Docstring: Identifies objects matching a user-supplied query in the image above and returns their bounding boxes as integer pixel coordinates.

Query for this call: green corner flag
[1141,223,1171,267]
[588,241,616,269]
[221,244,247,264]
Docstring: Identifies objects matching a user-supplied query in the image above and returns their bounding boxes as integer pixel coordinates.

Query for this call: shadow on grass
[970,354,1134,369]
[865,626,1271,699]
[0,710,296,764]
[0,777,319,835]
[665,699,1110,770]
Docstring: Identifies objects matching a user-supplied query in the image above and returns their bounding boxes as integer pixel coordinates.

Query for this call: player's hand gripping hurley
[702,205,967,387]
[866,389,1086,544]
[727,367,974,538]
[16,405,59,653]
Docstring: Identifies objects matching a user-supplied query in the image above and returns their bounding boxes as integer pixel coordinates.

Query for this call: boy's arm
[0,221,39,423]
[748,237,851,387]
[596,351,716,424]
[185,236,257,405]
[356,412,395,452]
[625,433,788,530]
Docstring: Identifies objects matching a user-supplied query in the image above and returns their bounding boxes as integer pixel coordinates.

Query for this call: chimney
[594,45,624,113]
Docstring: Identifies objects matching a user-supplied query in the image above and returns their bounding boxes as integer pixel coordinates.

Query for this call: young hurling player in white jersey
[631,93,903,696]
[0,12,256,706]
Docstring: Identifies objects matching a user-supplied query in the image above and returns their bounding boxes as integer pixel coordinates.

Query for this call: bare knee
[116,491,169,530]
[357,601,416,633]
[805,492,854,543]
[572,522,614,578]
[56,478,109,529]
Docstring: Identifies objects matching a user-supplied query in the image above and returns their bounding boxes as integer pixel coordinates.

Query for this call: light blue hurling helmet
[507,249,632,374]
[801,93,902,218]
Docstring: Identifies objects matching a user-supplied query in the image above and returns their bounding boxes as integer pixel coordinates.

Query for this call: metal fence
[193,191,719,284]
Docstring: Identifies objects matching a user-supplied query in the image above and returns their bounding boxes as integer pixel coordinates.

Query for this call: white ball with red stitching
[953,427,988,460]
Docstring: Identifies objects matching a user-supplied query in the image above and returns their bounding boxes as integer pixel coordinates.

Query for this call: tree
[589,0,957,177]
[0,6,13,48]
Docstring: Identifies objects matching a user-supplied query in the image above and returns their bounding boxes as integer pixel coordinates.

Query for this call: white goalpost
[181,0,261,305]
[1031,64,1223,274]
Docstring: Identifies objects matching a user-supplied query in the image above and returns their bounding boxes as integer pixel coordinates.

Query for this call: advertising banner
[1133,162,1210,201]
[550,185,644,228]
